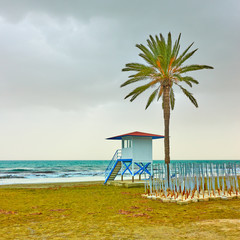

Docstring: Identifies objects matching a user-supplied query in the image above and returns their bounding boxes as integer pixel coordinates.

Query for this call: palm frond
[183,81,192,87]
[173,73,183,82]
[180,64,214,74]
[171,33,181,59]
[159,33,166,48]
[145,88,159,109]
[121,64,156,87]
[121,76,148,87]
[138,53,156,66]
[166,32,172,68]
[155,35,166,59]
[182,76,199,84]
[174,74,192,87]
[176,48,198,67]
[181,76,199,87]
[124,83,152,102]
[147,35,160,57]
[179,85,198,107]
[173,42,194,67]
[136,44,156,66]
[122,63,149,72]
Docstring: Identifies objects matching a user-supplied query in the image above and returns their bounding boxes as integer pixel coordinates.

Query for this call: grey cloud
[0,0,239,159]
[0,1,239,106]
[0,13,124,110]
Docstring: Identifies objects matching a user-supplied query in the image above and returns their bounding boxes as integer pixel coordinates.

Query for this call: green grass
[0,182,240,239]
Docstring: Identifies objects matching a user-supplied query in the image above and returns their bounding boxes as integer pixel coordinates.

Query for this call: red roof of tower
[106,131,164,140]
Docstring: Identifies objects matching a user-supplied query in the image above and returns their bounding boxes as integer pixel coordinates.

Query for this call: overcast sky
[0,0,239,160]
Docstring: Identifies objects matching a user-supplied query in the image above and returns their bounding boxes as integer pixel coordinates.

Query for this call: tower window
[123,139,132,148]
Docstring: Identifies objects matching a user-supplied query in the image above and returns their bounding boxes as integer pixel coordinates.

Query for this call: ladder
[104,149,122,184]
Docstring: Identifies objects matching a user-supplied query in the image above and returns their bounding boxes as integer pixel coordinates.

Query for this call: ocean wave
[59,174,70,178]
[5,168,34,173]
[0,175,26,179]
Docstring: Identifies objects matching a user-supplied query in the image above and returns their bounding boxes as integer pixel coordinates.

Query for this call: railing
[105,149,122,179]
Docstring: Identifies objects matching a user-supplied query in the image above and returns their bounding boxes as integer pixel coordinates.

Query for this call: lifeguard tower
[104,131,164,184]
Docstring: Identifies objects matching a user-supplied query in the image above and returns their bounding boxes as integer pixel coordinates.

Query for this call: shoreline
[0,176,105,187]
[0,180,105,188]
[0,176,105,186]
[0,175,134,188]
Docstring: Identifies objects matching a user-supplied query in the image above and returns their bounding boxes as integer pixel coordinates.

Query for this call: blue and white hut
[104,131,164,184]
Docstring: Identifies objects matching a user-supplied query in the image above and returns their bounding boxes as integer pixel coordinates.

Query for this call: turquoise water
[0,160,109,179]
[0,160,239,180]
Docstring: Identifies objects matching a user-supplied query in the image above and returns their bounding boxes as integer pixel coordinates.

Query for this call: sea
[0,160,239,185]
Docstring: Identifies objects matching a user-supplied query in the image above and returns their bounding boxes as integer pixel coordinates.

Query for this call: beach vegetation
[121,33,213,182]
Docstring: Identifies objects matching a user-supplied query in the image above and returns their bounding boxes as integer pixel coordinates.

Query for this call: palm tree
[121,33,213,183]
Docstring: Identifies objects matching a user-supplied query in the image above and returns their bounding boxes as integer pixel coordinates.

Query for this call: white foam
[0,176,105,185]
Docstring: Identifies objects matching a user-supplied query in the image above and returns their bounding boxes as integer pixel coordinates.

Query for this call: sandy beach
[0,181,240,239]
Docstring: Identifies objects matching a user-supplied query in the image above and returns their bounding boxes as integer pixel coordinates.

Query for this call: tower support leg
[132,161,134,182]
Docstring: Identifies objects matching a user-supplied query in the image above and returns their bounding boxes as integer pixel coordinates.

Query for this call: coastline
[0,180,104,189]
[0,176,105,186]
[0,175,134,187]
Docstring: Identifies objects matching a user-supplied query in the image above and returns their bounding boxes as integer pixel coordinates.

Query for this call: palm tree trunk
[163,85,171,185]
